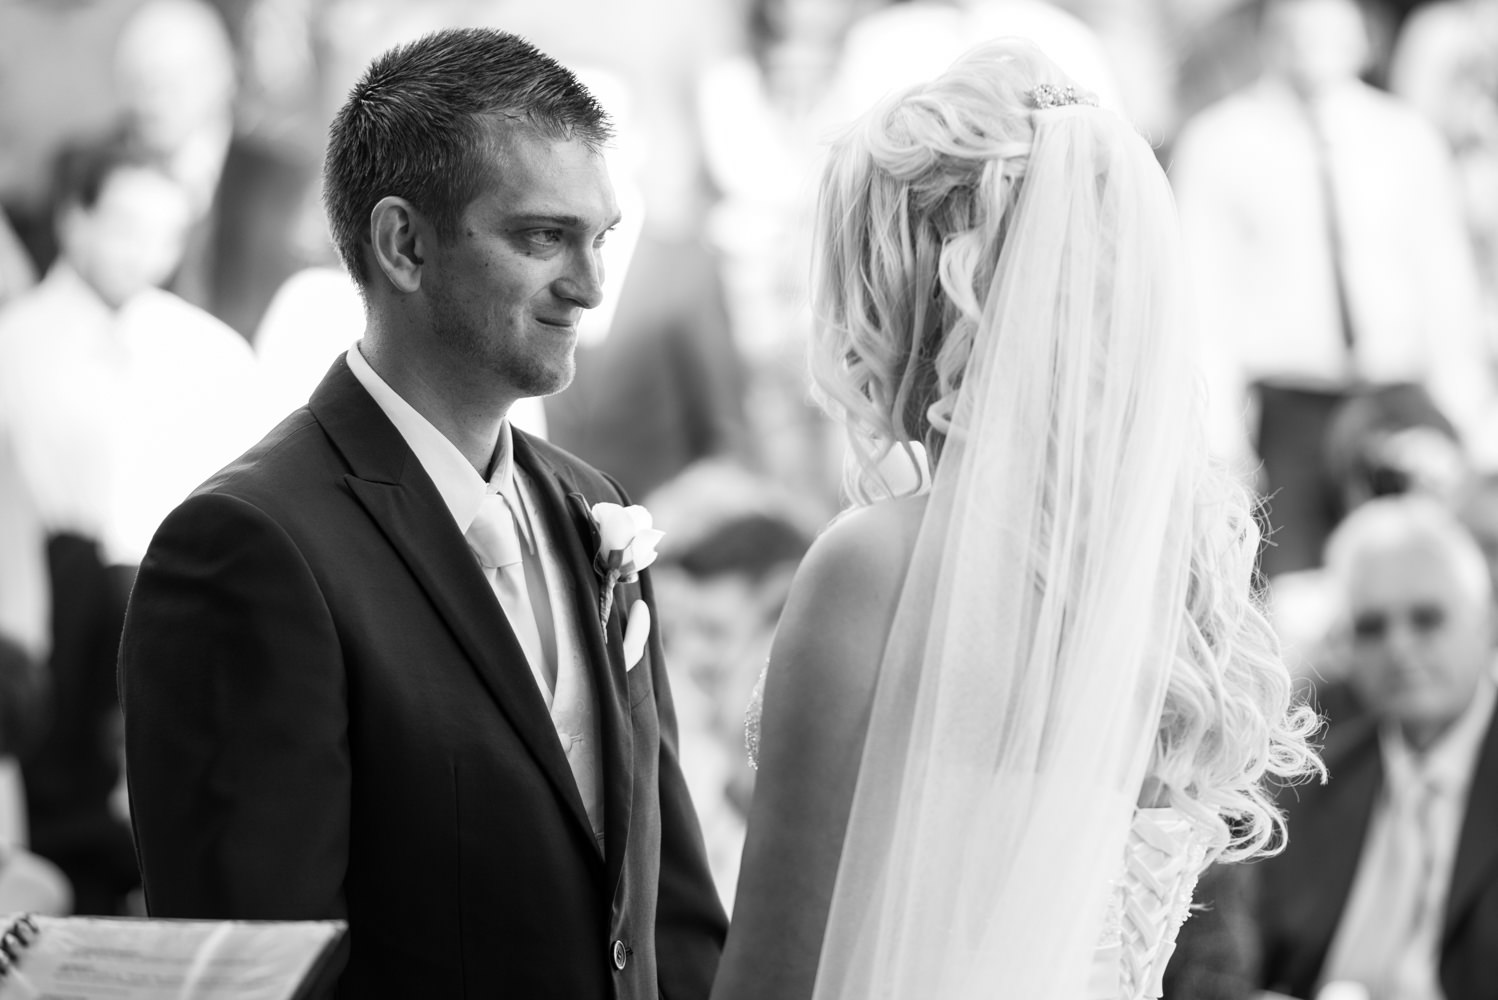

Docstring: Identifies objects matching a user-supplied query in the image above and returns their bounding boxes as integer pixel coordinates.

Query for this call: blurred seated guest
[114,0,314,341]
[542,230,749,500]
[1172,0,1492,578]
[1456,472,1498,618]
[652,509,812,910]
[645,461,817,907]
[1267,384,1468,709]
[0,405,51,903]
[0,136,268,914]
[0,209,35,308]
[543,70,750,500]
[0,632,69,917]
[253,264,365,416]
[1389,0,1498,376]
[1160,861,1259,1000]
[1388,0,1498,157]
[1323,383,1469,523]
[1255,495,1498,999]
[254,263,549,435]
[644,457,829,569]
[0,629,46,765]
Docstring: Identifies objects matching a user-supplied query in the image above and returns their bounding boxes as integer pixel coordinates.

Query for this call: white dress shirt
[1171,78,1492,463]
[344,344,559,693]
[1320,675,1497,1000]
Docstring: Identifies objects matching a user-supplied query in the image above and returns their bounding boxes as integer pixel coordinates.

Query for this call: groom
[118,29,726,998]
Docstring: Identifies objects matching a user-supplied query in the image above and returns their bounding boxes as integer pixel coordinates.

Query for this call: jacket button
[612,939,627,970]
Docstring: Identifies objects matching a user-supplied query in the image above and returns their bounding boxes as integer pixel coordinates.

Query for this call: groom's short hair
[323,28,612,288]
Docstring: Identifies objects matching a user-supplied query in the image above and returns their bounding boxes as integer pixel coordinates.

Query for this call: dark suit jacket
[119,357,727,998]
[1256,706,1498,999]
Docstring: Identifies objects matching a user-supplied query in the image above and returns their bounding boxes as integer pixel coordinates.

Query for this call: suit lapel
[1444,709,1498,943]
[513,432,635,897]
[309,359,595,845]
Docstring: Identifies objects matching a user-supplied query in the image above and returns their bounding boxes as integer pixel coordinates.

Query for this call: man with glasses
[1255,494,1498,999]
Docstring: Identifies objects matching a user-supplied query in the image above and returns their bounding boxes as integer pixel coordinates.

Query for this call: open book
[0,914,346,1000]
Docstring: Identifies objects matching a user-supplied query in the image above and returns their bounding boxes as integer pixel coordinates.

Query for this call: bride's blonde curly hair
[809,40,1320,860]
[809,48,1036,499]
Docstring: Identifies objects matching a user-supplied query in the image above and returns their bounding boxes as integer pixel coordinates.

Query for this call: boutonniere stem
[598,566,622,631]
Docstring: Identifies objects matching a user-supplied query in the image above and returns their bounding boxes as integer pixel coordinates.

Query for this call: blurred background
[0,0,1495,996]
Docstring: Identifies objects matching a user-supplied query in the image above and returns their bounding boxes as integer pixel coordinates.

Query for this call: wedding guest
[0,209,34,308]
[541,70,752,500]
[1263,384,1468,719]
[1171,0,1492,578]
[0,136,266,915]
[120,29,725,998]
[254,260,551,437]
[1456,472,1498,616]
[114,0,314,341]
[542,218,750,499]
[0,633,70,917]
[651,505,812,908]
[1388,0,1498,375]
[1160,861,1259,1000]
[1255,495,1498,999]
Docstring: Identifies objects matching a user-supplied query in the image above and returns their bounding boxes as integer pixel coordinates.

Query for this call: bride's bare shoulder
[810,494,926,587]
[772,495,926,688]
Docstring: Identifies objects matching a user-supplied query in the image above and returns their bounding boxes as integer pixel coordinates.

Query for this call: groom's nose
[556,244,604,309]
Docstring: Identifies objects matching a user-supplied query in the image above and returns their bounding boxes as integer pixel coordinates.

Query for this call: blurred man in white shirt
[1171,0,1491,578]
[0,137,268,914]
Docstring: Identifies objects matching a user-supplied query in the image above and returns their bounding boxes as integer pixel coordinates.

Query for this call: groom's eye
[522,229,564,249]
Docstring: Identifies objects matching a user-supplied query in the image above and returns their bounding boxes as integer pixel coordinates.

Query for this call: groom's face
[422,126,620,401]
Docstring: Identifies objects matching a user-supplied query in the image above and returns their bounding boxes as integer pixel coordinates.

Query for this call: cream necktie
[1339,768,1444,1000]
[1384,772,1444,1000]
[467,490,603,851]
[466,492,553,698]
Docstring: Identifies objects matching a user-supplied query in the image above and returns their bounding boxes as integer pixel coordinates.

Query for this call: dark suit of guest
[1256,711,1498,999]
[1161,861,1259,1000]
[168,136,311,341]
[21,535,138,915]
[119,357,727,998]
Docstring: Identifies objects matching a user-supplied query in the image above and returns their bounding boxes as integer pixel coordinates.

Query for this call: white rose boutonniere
[588,501,664,630]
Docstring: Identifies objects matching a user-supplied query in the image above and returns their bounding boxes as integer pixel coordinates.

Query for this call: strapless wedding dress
[744,671,1217,1000]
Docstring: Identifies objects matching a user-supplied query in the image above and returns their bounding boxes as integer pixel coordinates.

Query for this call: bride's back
[717,494,924,999]
[713,38,1320,1000]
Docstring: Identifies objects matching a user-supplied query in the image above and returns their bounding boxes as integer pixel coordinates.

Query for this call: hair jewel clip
[1026,83,1098,110]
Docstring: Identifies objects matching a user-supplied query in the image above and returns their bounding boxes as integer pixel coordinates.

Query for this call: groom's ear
[369,196,429,294]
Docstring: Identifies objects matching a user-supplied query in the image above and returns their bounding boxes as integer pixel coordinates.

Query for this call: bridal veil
[807,41,1236,999]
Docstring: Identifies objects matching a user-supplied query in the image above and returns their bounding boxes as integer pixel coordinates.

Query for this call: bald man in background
[1255,495,1498,999]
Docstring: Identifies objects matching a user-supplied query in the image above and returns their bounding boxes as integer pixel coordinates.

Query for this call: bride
[709,40,1321,1000]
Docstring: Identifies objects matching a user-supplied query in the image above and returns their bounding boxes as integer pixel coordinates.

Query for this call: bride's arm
[710,502,917,1000]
